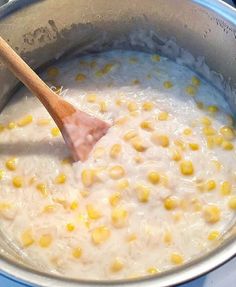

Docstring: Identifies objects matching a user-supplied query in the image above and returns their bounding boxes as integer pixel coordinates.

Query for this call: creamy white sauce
[0,50,235,280]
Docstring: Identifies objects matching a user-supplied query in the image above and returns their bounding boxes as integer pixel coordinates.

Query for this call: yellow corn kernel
[180,160,194,176]
[131,138,147,152]
[75,73,86,81]
[133,155,143,164]
[196,101,204,109]
[160,173,169,187]
[208,230,220,241]
[163,81,173,89]
[72,247,82,259]
[136,185,150,203]
[212,160,222,171]
[116,179,129,191]
[127,233,137,242]
[129,57,138,64]
[109,192,121,207]
[7,122,17,129]
[191,76,201,86]
[5,158,17,171]
[129,111,140,117]
[37,118,51,126]
[189,143,199,151]
[163,231,173,244]
[109,166,125,180]
[203,205,221,223]
[220,181,232,196]
[61,157,72,165]
[228,196,236,210]
[208,105,219,113]
[55,173,66,184]
[151,54,161,62]
[174,140,185,151]
[17,115,33,127]
[43,205,55,213]
[147,171,160,185]
[179,198,188,211]
[201,117,212,126]
[151,133,169,147]
[86,94,97,103]
[81,169,95,187]
[123,130,138,141]
[214,135,224,146]
[0,170,5,180]
[172,212,183,222]
[158,111,169,121]
[171,148,182,161]
[102,63,115,74]
[110,258,124,272]
[127,101,138,112]
[70,200,79,210]
[0,202,11,211]
[164,197,178,210]
[203,126,216,136]
[99,101,108,113]
[115,116,129,126]
[171,252,184,265]
[115,98,123,106]
[206,180,216,191]
[91,226,110,245]
[51,127,60,137]
[36,183,48,197]
[66,223,75,232]
[47,67,59,77]
[183,128,192,136]
[185,85,197,96]
[196,180,205,192]
[21,229,34,247]
[219,126,235,140]
[39,234,53,248]
[111,207,128,228]
[54,198,69,209]
[191,198,202,211]
[142,101,154,111]
[140,120,154,131]
[0,123,5,132]
[80,190,89,198]
[147,267,159,275]
[109,144,122,159]
[76,213,90,228]
[222,140,234,150]
[130,111,140,118]
[12,176,23,188]
[132,79,140,85]
[87,204,101,220]
[206,136,215,149]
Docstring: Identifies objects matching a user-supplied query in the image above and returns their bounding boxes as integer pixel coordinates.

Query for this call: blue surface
[0,274,27,287]
[0,274,206,287]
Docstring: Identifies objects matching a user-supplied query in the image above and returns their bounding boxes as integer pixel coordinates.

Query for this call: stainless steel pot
[0,0,235,286]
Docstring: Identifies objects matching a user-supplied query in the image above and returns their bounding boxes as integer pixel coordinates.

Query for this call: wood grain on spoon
[0,36,110,162]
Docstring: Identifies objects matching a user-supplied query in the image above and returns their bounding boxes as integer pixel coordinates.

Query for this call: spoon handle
[0,36,75,126]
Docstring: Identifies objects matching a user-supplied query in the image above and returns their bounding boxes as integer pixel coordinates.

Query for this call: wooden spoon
[0,36,110,162]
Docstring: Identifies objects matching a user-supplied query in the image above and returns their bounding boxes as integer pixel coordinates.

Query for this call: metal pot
[0,0,235,286]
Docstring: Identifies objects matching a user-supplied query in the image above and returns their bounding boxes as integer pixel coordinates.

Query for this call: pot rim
[0,0,235,286]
